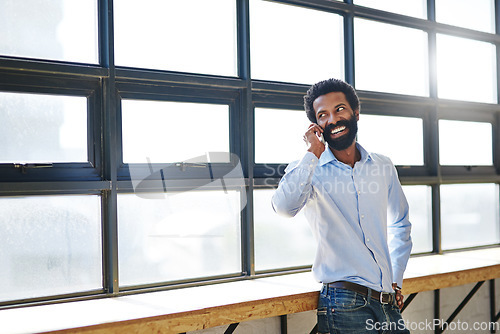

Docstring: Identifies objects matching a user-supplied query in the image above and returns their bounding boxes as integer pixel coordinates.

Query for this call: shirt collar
[318,142,373,167]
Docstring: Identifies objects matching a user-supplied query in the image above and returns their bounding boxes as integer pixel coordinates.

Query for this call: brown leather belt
[324,281,395,305]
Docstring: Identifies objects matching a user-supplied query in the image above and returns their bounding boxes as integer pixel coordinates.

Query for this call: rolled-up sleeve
[272,152,318,218]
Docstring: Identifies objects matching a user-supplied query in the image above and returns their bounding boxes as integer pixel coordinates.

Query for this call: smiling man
[272,78,412,333]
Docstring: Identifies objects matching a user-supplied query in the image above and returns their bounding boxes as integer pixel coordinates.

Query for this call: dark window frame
[0,0,498,308]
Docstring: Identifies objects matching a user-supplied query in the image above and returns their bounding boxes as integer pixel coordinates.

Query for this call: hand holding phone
[304,123,326,158]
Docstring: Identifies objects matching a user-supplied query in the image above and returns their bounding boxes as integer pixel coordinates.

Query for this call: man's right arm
[271,152,319,218]
[271,123,325,217]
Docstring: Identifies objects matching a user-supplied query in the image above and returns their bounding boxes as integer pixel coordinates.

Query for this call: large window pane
[114,0,237,76]
[441,184,499,250]
[0,92,88,163]
[122,100,230,163]
[357,115,424,166]
[355,0,427,18]
[354,19,428,96]
[436,35,497,103]
[255,108,307,164]
[250,0,344,84]
[0,195,102,302]
[0,0,98,63]
[439,120,493,166]
[118,190,242,287]
[402,185,432,253]
[254,189,315,271]
[436,0,495,33]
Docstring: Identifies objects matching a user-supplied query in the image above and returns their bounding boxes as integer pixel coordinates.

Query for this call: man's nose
[325,113,340,126]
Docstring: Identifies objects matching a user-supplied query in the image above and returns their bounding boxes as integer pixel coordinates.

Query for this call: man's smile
[330,125,347,138]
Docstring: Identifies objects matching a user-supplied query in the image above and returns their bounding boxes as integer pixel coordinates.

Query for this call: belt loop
[366,287,372,304]
[322,283,329,297]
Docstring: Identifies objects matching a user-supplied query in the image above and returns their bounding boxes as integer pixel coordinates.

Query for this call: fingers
[308,123,324,137]
[395,291,404,310]
[304,123,326,158]
[303,123,324,143]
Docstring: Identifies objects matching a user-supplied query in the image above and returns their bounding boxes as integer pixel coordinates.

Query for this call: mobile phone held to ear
[318,133,326,145]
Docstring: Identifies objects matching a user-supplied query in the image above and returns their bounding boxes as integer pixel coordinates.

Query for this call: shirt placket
[353,164,386,290]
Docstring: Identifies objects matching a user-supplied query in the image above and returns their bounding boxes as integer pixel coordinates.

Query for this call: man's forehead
[313,91,349,110]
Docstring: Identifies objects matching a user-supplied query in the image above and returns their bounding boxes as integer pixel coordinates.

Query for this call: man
[272,78,412,333]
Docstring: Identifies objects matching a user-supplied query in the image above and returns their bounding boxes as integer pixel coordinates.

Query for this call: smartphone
[318,131,326,145]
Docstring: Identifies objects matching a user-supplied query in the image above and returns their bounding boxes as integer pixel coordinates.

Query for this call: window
[114,0,237,76]
[436,35,497,103]
[254,107,307,164]
[0,0,98,63]
[435,0,495,33]
[354,0,427,18]
[441,183,499,250]
[403,185,432,253]
[354,19,429,96]
[0,92,88,163]
[0,195,101,302]
[117,190,242,287]
[250,0,344,84]
[357,115,424,166]
[1,0,499,308]
[438,120,493,166]
[121,99,230,164]
[253,189,316,271]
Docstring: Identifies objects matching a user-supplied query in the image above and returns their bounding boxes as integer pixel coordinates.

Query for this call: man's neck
[330,142,361,168]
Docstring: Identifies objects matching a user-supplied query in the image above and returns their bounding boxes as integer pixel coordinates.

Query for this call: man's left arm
[386,163,412,307]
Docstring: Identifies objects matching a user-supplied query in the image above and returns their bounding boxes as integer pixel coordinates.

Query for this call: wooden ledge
[50,292,319,334]
[402,248,500,294]
[1,248,500,334]
[403,264,500,295]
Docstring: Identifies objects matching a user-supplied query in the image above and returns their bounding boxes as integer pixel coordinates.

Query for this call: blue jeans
[317,285,410,333]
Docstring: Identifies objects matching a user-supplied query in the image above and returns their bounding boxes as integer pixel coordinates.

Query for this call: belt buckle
[379,292,391,305]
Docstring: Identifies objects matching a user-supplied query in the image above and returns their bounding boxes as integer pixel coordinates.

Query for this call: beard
[322,115,358,151]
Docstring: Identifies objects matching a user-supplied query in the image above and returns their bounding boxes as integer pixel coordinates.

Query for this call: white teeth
[331,126,346,134]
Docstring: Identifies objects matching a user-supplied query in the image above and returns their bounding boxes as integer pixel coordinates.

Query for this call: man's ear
[354,109,360,121]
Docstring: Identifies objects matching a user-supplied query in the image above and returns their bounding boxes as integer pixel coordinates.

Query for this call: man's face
[313,91,359,151]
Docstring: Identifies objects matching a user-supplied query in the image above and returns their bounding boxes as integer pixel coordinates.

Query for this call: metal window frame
[0,0,498,309]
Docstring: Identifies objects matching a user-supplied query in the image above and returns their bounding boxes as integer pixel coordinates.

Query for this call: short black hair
[303,78,360,123]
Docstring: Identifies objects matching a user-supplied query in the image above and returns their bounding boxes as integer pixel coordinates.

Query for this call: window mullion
[100,0,119,295]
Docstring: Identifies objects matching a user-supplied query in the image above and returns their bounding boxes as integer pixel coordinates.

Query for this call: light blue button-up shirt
[272,143,412,292]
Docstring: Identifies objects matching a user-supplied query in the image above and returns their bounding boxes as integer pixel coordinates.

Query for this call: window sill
[1,247,500,334]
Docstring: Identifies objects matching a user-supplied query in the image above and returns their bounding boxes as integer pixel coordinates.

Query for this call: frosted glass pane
[254,189,315,271]
[114,0,237,76]
[357,115,424,166]
[441,184,499,250]
[250,0,344,84]
[0,92,88,163]
[402,185,432,253]
[255,108,308,163]
[436,0,495,33]
[122,100,230,163]
[437,35,497,103]
[355,19,428,96]
[355,0,427,18]
[0,0,98,63]
[118,191,242,286]
[0,195,102,302]
[439,120,493,165]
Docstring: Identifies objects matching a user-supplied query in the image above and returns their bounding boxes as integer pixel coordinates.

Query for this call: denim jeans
[317,285,410,334]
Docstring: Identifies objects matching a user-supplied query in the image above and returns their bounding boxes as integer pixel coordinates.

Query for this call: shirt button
[366,238,370,242]
[361,215,365,219]
[358,191,361,195]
